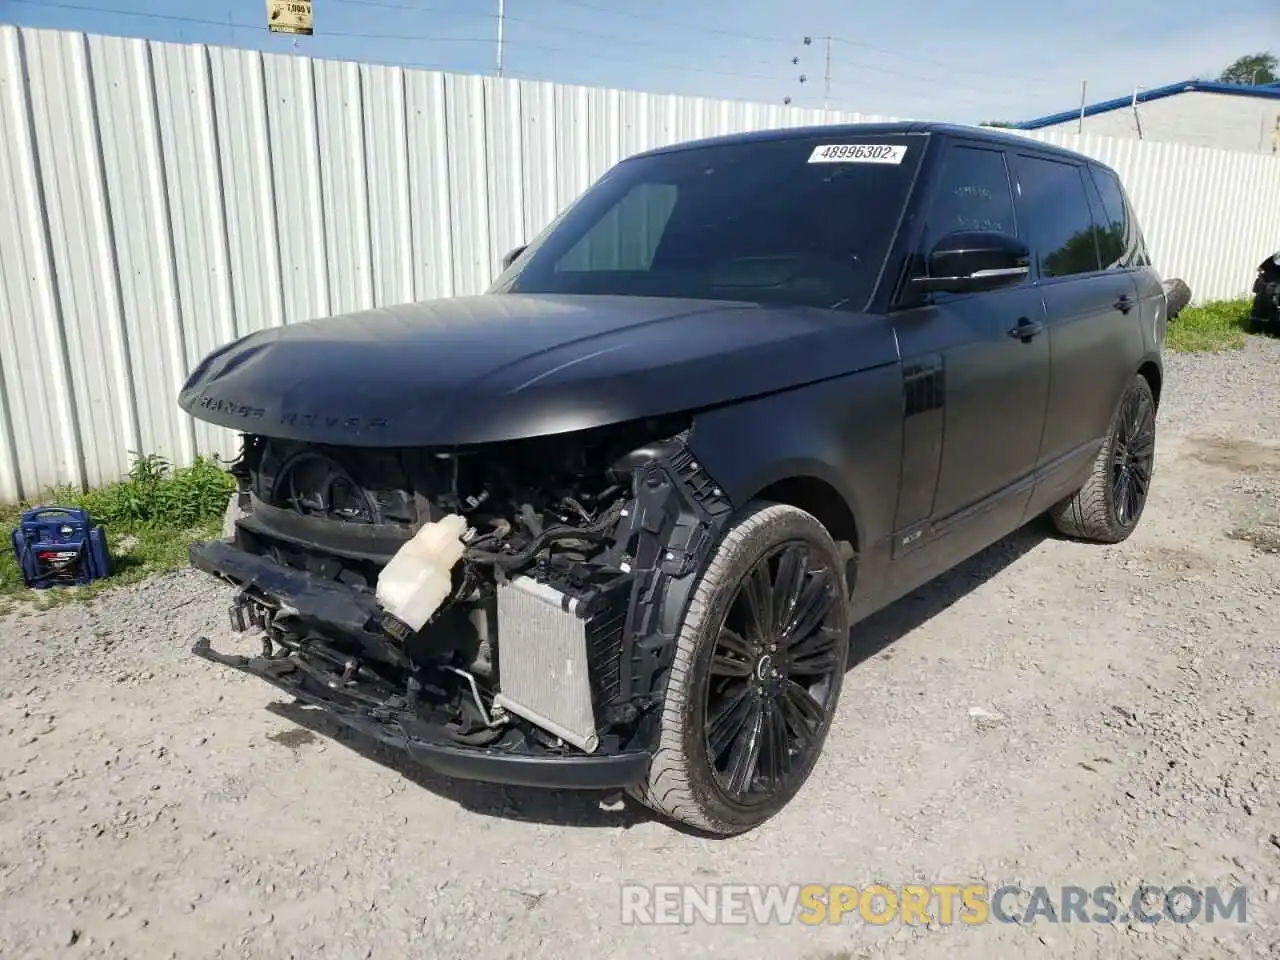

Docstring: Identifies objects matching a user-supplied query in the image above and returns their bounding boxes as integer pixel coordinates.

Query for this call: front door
[891,141,1051,562]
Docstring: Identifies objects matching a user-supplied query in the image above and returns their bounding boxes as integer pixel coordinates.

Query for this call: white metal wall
[2,24,1279,502]
[1032,91,1280,156]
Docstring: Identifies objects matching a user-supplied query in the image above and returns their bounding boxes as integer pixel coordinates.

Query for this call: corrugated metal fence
[2,24,1279,502]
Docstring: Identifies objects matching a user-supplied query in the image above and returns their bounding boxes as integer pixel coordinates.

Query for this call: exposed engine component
[209,413,728,755]
[377,514,471,641]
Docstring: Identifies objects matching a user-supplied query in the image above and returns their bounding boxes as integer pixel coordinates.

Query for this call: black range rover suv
[181,122,1166,835]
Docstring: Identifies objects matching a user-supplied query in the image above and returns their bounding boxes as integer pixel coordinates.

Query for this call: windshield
[489,133,925,311]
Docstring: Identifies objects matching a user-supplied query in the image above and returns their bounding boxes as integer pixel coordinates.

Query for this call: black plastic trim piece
[191,637,650,790]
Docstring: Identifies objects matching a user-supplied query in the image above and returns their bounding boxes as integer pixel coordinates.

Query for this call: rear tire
[1161,278,1191,320]
[1049,374,1157,543]
[628,502,850,836]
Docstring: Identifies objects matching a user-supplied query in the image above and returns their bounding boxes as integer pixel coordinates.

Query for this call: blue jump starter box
[9,506,112,589]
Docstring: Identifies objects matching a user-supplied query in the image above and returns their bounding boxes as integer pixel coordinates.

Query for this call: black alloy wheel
[629,502,851,835]
[702,540,845,806]
[1049,373,1158,544]
[1111,384,1156,529]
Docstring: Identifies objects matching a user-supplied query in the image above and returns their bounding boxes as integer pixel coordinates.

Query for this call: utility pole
[496,0,506,78]
[799,35,832,110]
[823,35,832,111]
[1077,80,1086,133]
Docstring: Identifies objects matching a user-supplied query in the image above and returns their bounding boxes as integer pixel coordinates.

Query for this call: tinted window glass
[558,183,678,271]
[923,145,1017,251]
[1089,167,1129,268]
[1015,156,1101,278]
[491,136,924,310]
[1125,193,1151,267]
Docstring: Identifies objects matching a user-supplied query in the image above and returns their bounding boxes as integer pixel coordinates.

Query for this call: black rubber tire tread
[1162,278,1191,320]
[627,501,850,836]
[1049,374,1155,544]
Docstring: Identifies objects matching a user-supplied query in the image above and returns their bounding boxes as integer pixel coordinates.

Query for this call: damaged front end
[191,416,732,789]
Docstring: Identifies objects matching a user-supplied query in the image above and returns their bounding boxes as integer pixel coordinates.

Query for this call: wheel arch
[1138,358,1162,409]
[744,470,862,597]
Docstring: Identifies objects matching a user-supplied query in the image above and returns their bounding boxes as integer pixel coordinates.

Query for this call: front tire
[1049,373,1157,543]
[629,502,851,835]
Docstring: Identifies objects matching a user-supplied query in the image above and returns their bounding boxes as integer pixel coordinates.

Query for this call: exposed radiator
[493,576,602,753]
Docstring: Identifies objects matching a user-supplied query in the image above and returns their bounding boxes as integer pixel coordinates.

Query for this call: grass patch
[0,452,234,610]
[1167,298,1253,353]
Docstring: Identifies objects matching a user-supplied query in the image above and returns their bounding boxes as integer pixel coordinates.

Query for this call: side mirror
[911,230,1030,294]
[501,245,528,271]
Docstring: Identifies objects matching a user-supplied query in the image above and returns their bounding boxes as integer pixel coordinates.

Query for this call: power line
[331,0,1044,102]
[540,0,1065,86]
[4,0,1047,108]
[332,0,802,72]
[1,0,795,84]
[827,36,1062,87]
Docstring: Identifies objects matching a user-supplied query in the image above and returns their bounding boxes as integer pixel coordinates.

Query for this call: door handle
[1007,317,1045,342]
[1114,294,1134,314]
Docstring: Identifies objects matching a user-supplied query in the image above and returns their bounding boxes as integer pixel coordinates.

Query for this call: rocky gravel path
[2,336,1279,960]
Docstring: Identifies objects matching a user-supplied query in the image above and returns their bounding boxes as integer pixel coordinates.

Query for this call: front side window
[490,135,926,310]
[1014,155,1101,279]
[922,145,1018,252]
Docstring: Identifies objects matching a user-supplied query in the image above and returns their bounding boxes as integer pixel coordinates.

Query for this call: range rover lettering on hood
[195,396,266,420]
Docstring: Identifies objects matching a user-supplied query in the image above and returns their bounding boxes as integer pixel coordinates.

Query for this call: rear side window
[922,145,1017,252]
[1090,166,1151,268]
[1086,168,1126,269]
[1125,192,1151,267]
[1014,155,1101,279]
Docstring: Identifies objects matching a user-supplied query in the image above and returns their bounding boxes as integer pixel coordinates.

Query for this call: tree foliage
[1219,52,1277,85]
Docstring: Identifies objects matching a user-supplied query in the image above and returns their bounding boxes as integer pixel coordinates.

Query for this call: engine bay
[201,414,733,758]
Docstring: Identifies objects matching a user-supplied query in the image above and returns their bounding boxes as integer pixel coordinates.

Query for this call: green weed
[1167,298,1253,353]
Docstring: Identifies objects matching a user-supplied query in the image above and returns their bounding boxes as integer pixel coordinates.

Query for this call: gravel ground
[2,335,1279,960]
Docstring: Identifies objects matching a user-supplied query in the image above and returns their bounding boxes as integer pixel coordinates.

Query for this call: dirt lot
[2,336,1279,960]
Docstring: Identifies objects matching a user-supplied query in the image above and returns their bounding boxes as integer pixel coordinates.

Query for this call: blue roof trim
[1010,80,1280,130]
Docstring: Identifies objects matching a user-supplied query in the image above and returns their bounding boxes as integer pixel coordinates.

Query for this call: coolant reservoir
[376,513,470,635]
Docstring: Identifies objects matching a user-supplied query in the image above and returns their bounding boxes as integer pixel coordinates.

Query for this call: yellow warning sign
[266,0,313,35]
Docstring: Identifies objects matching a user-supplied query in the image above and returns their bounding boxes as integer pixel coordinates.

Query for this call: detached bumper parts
[190,635,651,789]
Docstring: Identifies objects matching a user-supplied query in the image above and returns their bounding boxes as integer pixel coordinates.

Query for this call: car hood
[178,293,898,446]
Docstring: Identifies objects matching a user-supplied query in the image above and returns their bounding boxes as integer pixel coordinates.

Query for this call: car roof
[630,120,1104,171]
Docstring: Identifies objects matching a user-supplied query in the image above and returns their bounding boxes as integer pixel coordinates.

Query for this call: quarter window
[1015,156,1101,279]
[922,146,1017,252]
[1089,167,1130,269]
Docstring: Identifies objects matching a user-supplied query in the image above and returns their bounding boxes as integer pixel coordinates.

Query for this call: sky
[1,0,1277,124]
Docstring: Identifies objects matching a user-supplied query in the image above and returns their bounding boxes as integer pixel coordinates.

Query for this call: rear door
[1009,151,1140,505]
[1092,164,1167,354]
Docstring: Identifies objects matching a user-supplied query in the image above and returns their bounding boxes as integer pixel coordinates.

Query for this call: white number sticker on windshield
[807,144,907,164]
